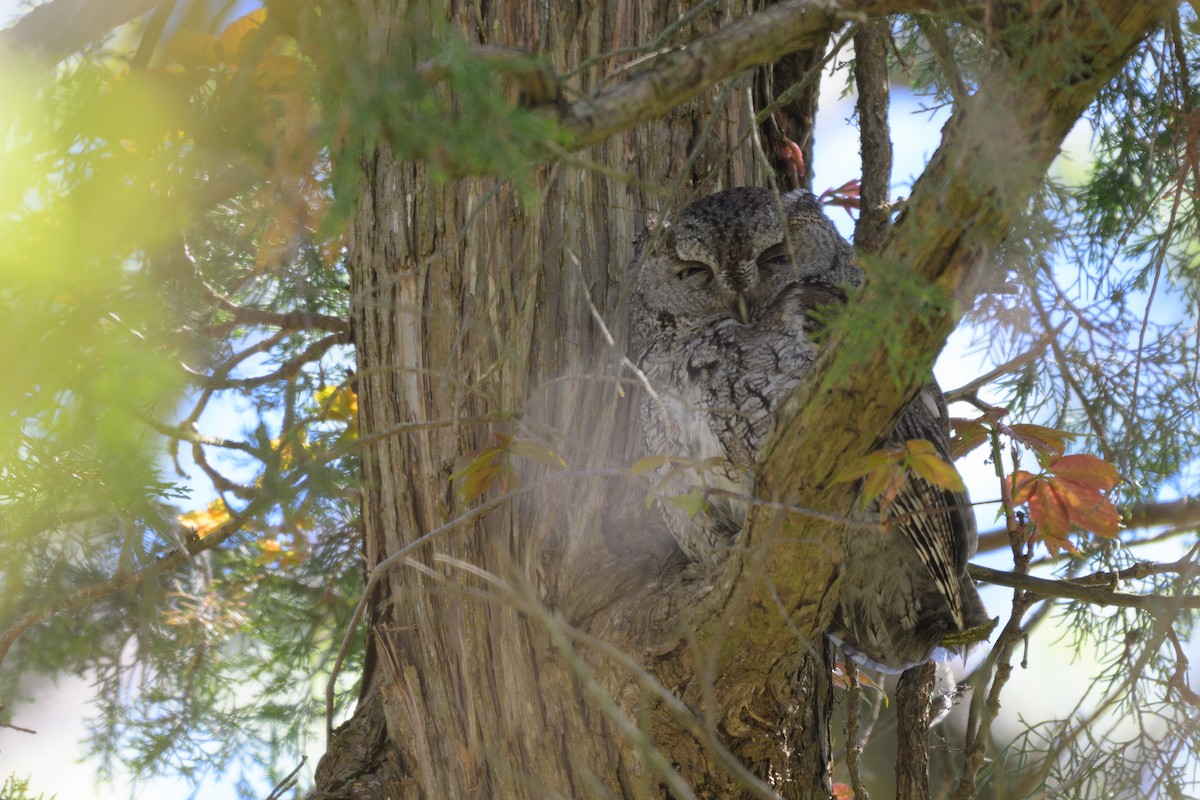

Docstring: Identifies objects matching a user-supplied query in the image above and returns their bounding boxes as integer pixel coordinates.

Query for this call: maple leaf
[1009,454,1122,554]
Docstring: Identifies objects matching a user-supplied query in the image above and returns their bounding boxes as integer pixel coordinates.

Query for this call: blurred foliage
[0,0,561,791]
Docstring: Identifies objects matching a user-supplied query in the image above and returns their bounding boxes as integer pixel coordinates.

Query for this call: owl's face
[629,187,860,357]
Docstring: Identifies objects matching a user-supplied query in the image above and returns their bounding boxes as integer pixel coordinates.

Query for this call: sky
[1,1,1197,798]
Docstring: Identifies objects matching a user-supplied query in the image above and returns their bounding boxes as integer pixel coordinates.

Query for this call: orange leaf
[832,783,855,799]
[1054,478,1121,539]
[1047,453,1120,492]
[949,418,989,459]
[1027,482,1072,549]
[1009,470,1041,505]
[217,8,268,63]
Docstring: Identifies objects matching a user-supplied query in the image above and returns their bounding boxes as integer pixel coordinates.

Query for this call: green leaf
[669,490,708,518]
[631,454,671,475]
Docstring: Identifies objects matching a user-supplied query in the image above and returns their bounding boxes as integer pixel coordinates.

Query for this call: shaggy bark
[312,0,1171,797]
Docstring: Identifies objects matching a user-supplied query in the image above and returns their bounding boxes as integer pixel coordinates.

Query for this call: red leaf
[1027,481,1072,545]
[949,418,989,459]
[1047,453,1120,491]
[1004,423,1075,458]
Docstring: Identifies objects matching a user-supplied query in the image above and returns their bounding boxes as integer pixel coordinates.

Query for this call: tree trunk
[311,2,836,798]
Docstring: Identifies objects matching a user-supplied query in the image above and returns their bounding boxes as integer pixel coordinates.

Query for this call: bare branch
[199,280,349,335]
[561,0,957,149]
[853,19,893,253]
[968,564,1200,611]
[188,332,351,391]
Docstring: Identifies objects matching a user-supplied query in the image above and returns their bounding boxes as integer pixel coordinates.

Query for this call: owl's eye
[676,264,712,281]
[758,243,791,268]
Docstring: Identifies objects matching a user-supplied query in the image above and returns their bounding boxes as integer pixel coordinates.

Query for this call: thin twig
[263,756,307,800]
[944,322,1066,404]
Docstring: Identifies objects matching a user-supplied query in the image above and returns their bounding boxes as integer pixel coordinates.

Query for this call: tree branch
[969,564,1200,611]
[0,0,162,68]
[944,321,1065,404]
[694,0,1169,741]
[185,332,351,390]
[199,280,349,334]
[853,19,893,253]
[0,498,264,672]
[561,0,956,149]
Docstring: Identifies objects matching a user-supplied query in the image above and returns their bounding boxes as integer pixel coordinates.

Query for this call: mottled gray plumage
[627,186,987,671]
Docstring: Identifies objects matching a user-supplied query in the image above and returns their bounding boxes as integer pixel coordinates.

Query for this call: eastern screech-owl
[627,187,987,671]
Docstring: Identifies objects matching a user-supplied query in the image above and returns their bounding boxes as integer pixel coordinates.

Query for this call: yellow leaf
[178,499,231,538]
[217,8,268,63]
[315,384,358,422]
[904,440,966,493]
[833,448,904,484]
[863,466,905,510]
[163,29,220,68]
[255,54,307,94]
[509,438,565,467]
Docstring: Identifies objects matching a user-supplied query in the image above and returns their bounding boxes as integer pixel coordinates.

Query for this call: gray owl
[627,187,988,672]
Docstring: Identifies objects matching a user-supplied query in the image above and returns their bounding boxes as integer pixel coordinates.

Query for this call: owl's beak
[735,294,751,325]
